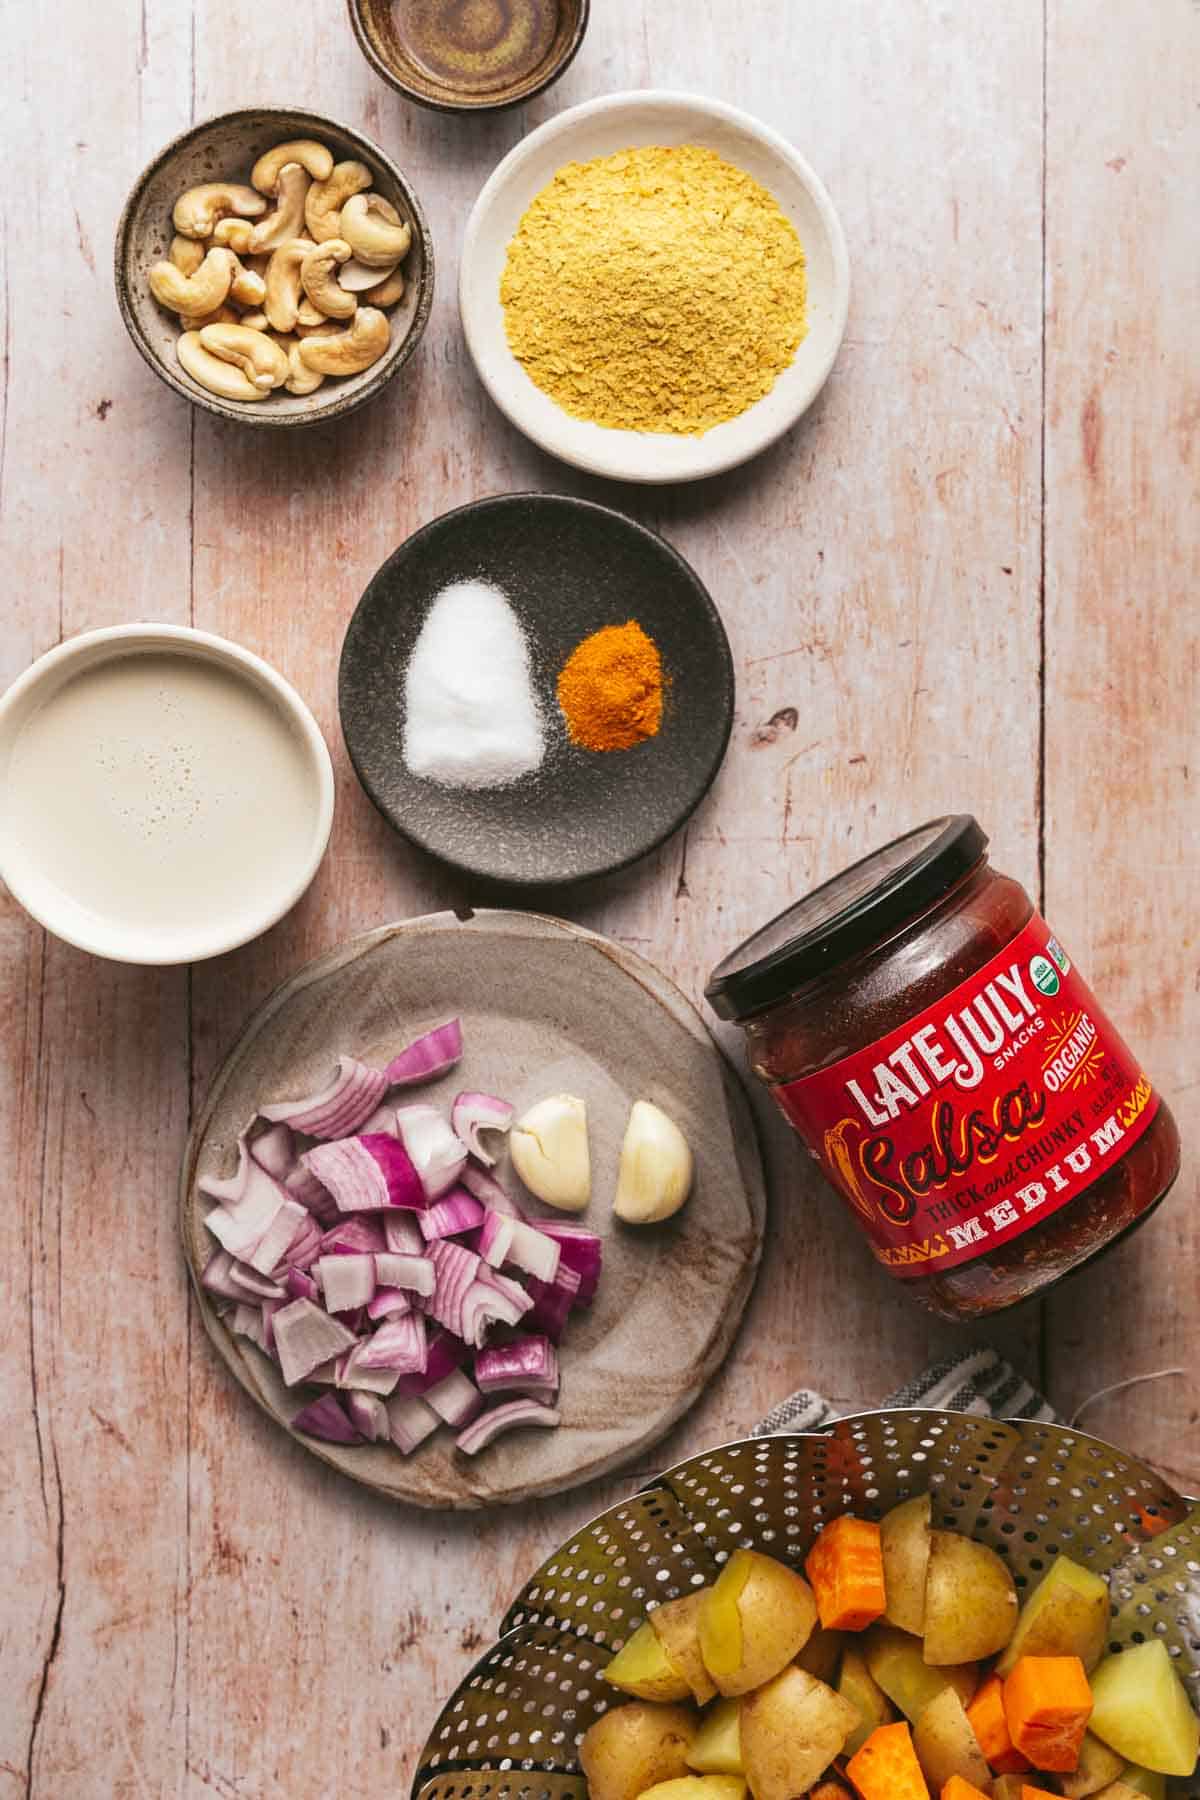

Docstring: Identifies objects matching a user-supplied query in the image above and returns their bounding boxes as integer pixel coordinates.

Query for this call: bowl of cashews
[115,106,435,427]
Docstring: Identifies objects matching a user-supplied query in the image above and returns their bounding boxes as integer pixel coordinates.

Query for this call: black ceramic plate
[338,494,735,885]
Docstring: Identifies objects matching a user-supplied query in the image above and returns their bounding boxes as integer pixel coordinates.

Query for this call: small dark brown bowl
[347,0,589,114]
[115,106,435,429]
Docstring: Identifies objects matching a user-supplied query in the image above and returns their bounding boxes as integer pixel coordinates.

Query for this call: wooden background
[3,1,1197,1794]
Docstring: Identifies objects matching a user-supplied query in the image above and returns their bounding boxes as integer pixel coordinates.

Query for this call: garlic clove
[613,1100,694,1225]
[509,1094,591,1213]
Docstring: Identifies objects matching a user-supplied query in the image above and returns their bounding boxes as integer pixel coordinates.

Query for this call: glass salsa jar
[705,816,1179,1320]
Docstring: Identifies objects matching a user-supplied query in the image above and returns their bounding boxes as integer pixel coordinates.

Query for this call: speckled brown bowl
[115,106,435,428]
[347,0,589,113]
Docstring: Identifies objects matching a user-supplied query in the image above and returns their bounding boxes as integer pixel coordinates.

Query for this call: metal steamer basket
[413,1411,1200,1800]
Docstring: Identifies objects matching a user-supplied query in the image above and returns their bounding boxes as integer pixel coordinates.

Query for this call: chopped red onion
[261,1298,285,1354]
[366,1286,411,1321]
[450,1091,514,1166]
[345,1391,390,1442]
[279,1211,323,1272]
[374,1252,435,1296]
[285,1161,336,1221]
[387,1392,440,1455]
[261,1054,389,1139]
[291,1393,363,1444]
[455,1399,561,1456]
[395,1105,468,1200]
[534,1221,603,1304]
[462,1278,531,1345]
[204,1150,290,1259]
[320,1215,387,1257]
[392,1331,467,1396]
[302,1134,425,1213]
[425,1369,484,1429]
[384,1018,463,1087]
[418,1187,485,1241]
[460,1162,526,1219]
[524,1266,579,1343]
[245,1198,310,1275]
[357,1312,428,1374]
[505,1220,561,1285]
[249,1120,297,1179]
[315,1253,376,1314]
[285,1267,320,1303]
[229,1302,269,1349]
[201,1248,248,1302]
[424,1239,479,1336]
[477,1210,516,1268]
[475,1335,559,1403]
[383,1211,424,1255]
[335,1344,403,1394]
[228,1261,287,1300]
[273,1298,358,1387]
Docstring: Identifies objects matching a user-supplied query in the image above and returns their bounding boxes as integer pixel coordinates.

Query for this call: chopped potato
[923,1530,1018,1664]
[998,1556,1111,1676]
[685,1700,741,1776]
[864,1623,979,1722]
[650,1595,718,1706]
[1089,1641,1200,1776]
[880,1495,932,1636]
[580,1703,696,1800]
[605,1623,693,1703]
[698,1550,818,1698]
[739,1666,859,1800]
[838,1646,893,1757]
[911,1683,992,1792]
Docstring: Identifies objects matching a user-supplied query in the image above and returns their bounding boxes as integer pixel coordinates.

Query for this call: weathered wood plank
[0,3,197,1795]
[1041,0,1200,1494]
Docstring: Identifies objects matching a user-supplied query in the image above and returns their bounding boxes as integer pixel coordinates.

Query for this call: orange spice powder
[556,620,664,752]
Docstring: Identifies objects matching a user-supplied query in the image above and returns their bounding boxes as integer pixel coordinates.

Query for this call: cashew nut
[337,256,396,292]
[300,239,357,320]
[250,164,311,255]
[199,322,290,392]
[304,160,372,243]
[179,302,241,331]
[251,139,334,195]
[228,255,266,308]
[212,217,255,253]
[297,307,390,376]
[263,238,316,333]
[177,331,262,402]
[149,246,236,316]
[237,309,269,332]
[339,193,412,268]
[170,234,205,276]
[292,316,334,338]
[363,267,406,307]
[296,298,324,327]
[173,183,266,240]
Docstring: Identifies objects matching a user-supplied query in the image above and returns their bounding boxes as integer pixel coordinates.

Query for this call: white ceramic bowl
[0,625,335,964]
[459,90,850,484]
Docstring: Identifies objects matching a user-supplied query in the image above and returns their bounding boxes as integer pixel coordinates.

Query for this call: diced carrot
[805,1516,888,1632]
[967,1672,1030,1774]
[810,1781,853,1800]
[846,1721,931,1800]
[941,1779,992,1800]
[1003,1654,1093,1773]
[1020,1789,1061,1800]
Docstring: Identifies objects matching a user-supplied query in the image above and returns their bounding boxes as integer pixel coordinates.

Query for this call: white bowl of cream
[0,624,335,964]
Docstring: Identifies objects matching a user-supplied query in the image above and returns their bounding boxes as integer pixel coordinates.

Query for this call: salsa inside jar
[706,816,1179,1321]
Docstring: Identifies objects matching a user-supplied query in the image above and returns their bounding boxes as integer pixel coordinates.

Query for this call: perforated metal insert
[417,1624,617,1783]
[1107,1510,1200,1708]
[414,1774,585,1800]
[501,1486,721,1647]
[413,1415,1200,1799]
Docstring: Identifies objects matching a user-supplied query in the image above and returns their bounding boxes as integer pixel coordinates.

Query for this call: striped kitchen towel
[753,1346,1061,1437]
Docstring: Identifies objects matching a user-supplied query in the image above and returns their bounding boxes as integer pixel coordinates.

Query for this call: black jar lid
[706,815,989,1022]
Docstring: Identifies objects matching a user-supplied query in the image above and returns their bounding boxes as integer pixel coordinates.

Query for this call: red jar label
[774,917,1159,1280]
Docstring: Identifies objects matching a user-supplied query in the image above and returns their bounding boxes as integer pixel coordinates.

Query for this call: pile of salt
[402,580,544,790]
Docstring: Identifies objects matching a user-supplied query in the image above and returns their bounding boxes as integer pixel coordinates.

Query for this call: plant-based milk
[0,650,323,949]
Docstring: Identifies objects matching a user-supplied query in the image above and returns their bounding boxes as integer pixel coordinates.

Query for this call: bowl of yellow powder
[460,90,849,484]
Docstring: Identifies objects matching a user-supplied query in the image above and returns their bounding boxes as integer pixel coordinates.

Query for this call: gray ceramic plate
[338,494,735,885]
[180,911,766,1509]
